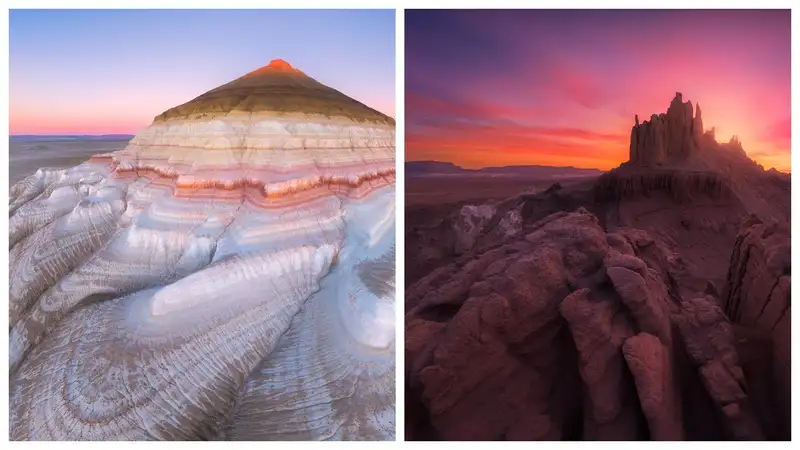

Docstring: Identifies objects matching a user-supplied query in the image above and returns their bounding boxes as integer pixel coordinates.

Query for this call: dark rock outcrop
[721,215,791,439]
[692,103,704,144]
[629,93,704,166]
[674,295,764,439]
[406,209,781,440]
[594,169,731,203]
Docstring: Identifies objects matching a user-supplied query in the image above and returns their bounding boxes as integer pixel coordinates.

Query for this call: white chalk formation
[8,60,396,441]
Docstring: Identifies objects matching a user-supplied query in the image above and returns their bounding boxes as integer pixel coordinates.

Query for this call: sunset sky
[10,9,395,135]
[406,10,791,172]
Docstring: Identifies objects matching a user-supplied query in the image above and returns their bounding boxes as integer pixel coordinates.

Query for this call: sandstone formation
[9,60,395,441]
[405,93,790,440]
[629,92,704,166]
[721,215,791,438]
[594,169,731,203]
[406,208,787,440]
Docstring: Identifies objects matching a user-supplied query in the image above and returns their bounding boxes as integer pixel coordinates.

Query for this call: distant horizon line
[10,133,136,136]
[406,159,791,174]
[406,159,605,171]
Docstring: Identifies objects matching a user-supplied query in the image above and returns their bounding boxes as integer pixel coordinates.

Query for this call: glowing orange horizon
[405,92,791,173]
[405,10,790,174]
[406,126,792,174]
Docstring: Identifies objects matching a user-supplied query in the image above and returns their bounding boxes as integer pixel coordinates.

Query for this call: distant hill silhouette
[406,160,604,178]
[10,134,135,142]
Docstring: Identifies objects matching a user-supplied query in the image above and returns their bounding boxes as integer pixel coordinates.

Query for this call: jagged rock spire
[693,102,704,144]
[629,92,705,167]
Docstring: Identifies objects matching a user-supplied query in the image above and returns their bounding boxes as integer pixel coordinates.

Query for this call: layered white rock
[8,60,396,441]
[112,116,395,193]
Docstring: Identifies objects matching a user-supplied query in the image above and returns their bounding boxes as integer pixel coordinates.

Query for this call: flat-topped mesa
[629,92,704,166]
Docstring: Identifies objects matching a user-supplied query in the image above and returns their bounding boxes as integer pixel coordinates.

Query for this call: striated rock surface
[594,169,731,203]
[721,215,791,438]
[405,208,786,440]
[9,60,395,441]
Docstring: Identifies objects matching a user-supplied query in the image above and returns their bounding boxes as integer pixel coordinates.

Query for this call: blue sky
[10,9,396,133]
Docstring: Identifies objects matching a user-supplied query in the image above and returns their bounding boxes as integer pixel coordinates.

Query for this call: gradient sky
[10,9,395,135]
[406,10,791,172]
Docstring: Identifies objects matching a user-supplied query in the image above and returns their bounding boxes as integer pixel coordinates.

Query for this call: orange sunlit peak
[244,59,305,77]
